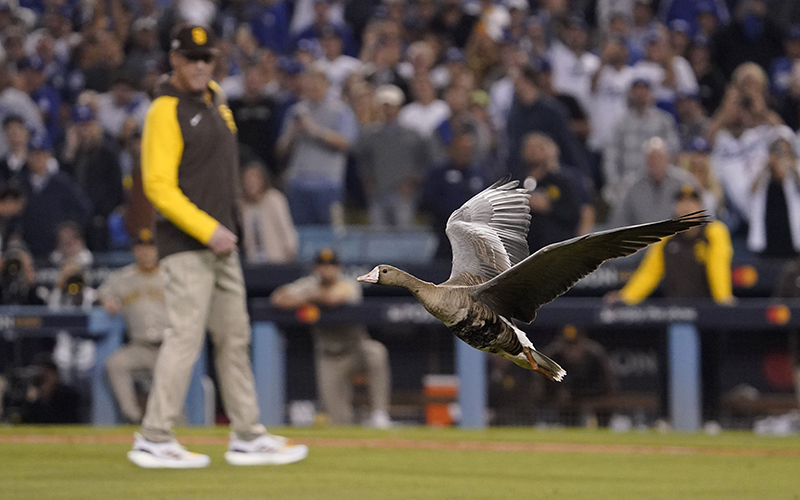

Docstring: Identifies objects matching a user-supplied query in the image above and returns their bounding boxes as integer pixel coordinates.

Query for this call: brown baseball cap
[171,24,217,57]
[315,248,340,265]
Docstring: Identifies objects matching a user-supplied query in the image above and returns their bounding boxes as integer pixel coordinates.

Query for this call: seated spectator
[98,229,167,424]
[434,84,492,166]
[713,0,783,79]
[228,64,280,171]
[603,77,679,206]
[276,67,358,226]
[291,0,357,58]
[16,133,92,258]
[270,249,392,428]
[606,185,734,305]
[522,133,582,252]
[59,105,123,251]
[16,353,81,424]
[0,115,30,184]
[633,28,699,117]
[0,64,45,160]
[353,84,431,229]
[398,75,450,139]
[49,221,93,268]
[541,325,617,426]
[239,161,298,264]
[421,132,489,260]
[609,136,698,228]
[747,125,800,259]
[95,73,151,144]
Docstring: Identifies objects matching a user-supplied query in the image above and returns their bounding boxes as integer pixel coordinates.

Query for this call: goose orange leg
[523,346,557,381]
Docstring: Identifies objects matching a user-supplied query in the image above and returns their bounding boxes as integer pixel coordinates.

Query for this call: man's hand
[208,225,238,255]
[102,298,122,316]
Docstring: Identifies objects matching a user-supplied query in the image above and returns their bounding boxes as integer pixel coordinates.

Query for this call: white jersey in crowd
[711,124,771,220]
[547,40,601,113]
[398,99,451,138]
[488,75,514,132]
[588,64,634,152]
[96,92,151,140]
[317,55,364,99]
[632,57,698,106]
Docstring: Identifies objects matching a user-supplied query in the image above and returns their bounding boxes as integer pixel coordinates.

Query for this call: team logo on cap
[192,27,207,45]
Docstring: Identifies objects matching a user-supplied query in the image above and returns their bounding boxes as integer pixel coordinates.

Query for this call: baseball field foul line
[1,434,799,458]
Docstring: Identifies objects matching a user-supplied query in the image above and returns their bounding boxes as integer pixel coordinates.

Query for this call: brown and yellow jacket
[141,79,239,258]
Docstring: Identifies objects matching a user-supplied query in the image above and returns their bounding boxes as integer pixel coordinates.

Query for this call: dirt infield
[1,433,799,458]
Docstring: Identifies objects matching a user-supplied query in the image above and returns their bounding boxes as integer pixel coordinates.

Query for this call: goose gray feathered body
[358,176,710,381]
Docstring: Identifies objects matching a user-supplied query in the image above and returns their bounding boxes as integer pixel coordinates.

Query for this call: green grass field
[2,426,799,500]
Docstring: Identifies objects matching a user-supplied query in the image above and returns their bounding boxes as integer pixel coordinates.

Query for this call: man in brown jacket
[127,24,307,469]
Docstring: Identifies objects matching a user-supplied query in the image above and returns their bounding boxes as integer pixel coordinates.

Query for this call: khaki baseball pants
[106,343,160,423]
[141,250,265,442]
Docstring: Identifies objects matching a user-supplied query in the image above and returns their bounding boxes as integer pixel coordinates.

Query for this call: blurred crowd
[0,0,800,268]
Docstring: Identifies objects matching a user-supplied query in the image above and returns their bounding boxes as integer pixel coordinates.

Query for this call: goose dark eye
[382,269,387,274]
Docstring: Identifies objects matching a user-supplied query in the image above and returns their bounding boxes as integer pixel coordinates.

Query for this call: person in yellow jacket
[126,24,307,469]
[606,184,735,306]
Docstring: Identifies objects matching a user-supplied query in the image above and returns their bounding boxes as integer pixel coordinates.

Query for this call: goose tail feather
[531,349,566,382]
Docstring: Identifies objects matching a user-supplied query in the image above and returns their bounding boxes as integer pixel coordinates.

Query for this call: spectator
[270,248,392,428]
[0,65,45,159]
[228,64,280,171]
[675,92,710,151]
[667,19,692,58]
[609,136,698,228]
[682,136,724,218]
[239,161,298,264]
[353,84,431,228]
[633,28,699,116]
[522,133,582,252]
[506,65,589,181]
[602,78,679,205]
[98,229,167,424]
[0,186,25,251]
[694,0,725,39]
[17,354,81,424]
[397,41,440,89]
[0,115,30,184]
[541,325,618,426]
[95,74,151,144]
[587,36,634,167]
[361,25,409,101]
[688,36,726,115]
[16,133,92,258]
[547,16,600,113]
[291,0,357,58]
[248,0,292,54]
[770,25,800,97]
[276,68,358,226]
[397,75,450,139]
[0,240,40,306]
[713,0,783,79]
[421,132,489,260]
[125,17,166,89]
[434,84,492,166]
[316,26,364,99]
[748,125,800,259]
[59,105,124,251]
[18,56,61,145]
[49,220,93,269]
[628,0,659,62]
[430,0,479,49]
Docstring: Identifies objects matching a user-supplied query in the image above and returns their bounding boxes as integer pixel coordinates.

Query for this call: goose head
[357,265,402,286]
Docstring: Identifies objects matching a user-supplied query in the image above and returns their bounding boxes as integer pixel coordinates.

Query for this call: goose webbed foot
[522,346,558,381]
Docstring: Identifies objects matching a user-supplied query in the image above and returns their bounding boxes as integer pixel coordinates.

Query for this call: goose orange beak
[357,266,379,284]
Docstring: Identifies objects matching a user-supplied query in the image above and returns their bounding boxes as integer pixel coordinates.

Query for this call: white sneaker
[224,432,309,466]
[367,410,392,429]
[127,433,211,469]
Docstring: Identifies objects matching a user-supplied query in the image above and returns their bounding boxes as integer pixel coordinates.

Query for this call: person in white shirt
[547,16,601,112]
[588,36,634,154]
[96,74,150,142]
[316,26,363,99]
[398,75,450,138]
[0,115,30,182]
[632,29,698,114]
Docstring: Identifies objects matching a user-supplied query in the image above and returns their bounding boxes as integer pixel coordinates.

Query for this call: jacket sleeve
[704,221,734,303]
[141,96,220,244]
[619,239,667,304]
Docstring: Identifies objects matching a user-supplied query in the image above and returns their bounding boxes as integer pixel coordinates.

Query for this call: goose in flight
[358,177,709,381]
